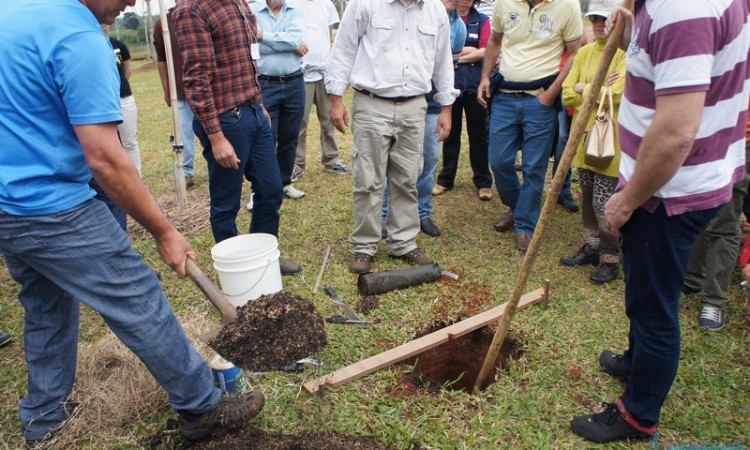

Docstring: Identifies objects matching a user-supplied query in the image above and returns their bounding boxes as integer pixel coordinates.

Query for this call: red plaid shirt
[173,0,262,134]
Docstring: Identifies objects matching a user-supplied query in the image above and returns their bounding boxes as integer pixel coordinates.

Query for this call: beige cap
[585,0,619,18]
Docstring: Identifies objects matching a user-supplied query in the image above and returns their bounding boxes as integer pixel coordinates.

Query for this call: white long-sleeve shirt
[325,0,457,106]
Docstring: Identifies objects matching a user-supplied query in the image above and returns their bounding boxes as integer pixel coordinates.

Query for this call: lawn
[1,61,749,450]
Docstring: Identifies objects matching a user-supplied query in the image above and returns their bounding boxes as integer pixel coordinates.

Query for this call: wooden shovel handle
[186,258,237,325]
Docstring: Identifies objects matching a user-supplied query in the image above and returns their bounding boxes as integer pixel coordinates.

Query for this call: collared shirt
[492,0,582,83]
[617,0,750,215]
[173,0,262,135]
[326,0,457,106]
[255,0,305,76]
[300,0,340,82]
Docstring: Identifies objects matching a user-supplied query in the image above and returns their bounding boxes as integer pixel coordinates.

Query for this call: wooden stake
[473,0,633,393]
[157,0,187,206]
[303,288,544,394]
[312,244,331,295]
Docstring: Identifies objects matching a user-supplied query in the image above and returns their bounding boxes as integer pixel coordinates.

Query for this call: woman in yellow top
[559,6,627,285]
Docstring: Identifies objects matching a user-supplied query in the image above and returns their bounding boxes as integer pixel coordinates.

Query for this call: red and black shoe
[571,398,657,443]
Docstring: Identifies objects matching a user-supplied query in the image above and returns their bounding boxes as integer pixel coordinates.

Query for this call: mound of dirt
[186,429,396,450]
[208,292,327,371]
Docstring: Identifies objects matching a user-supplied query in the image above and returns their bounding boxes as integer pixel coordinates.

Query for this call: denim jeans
[620,204,719,426]
[551,109,573,198]
[260,77,305,187]
[0,199,221,440]
[194,104,282,242]
[382,112,438,221]
[488,92,557,235]
[178,100,196,177]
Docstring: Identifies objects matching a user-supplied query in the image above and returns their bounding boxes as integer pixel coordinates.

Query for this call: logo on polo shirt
[536,14,555,39]
[504,12,521,31]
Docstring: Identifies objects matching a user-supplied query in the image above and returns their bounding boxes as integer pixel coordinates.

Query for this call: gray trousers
[684,140,750,310]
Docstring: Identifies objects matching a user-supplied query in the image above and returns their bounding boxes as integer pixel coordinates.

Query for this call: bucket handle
[220,257,275,297]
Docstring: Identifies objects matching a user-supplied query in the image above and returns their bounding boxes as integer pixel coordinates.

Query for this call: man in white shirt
[326,0,457,274]
[294,0,349,180]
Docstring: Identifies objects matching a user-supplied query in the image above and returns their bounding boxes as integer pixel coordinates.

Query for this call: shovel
[185,258,236,342]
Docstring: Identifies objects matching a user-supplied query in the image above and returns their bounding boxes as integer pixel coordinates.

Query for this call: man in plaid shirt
[174,0,301,275]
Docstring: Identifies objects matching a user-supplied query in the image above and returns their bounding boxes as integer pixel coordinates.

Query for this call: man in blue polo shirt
[0,0,264,446]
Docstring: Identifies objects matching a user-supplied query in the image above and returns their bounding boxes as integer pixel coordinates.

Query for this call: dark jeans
[260,76,305,187]
[620,203,720,425]
[438,93,492,189]
[551,110,573,197]
[194,104,282,242]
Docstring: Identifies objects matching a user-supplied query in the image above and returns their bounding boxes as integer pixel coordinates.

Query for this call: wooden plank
[303,288,545,394]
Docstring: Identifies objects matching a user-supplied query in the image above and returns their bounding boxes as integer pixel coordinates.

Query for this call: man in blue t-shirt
[0,1,264,446]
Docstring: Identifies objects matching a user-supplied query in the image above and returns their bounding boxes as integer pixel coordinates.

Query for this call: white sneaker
[283,184,305,199]
[246,192,254,211]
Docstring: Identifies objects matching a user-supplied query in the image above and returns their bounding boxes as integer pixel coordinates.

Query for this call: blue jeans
[260,77,305,187]
[620,204,720,425]
[551,109,573,198]
[178,100,196,177]
[488,92,556,235]
[194,104,282,242]
[0,200,221,440]
[382,113,439,221]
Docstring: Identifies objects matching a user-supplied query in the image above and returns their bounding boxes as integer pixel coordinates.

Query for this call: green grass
[1,61,750,449]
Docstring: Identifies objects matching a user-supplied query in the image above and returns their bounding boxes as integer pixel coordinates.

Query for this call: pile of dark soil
[184,429,396,450]
[145,428,397,450]
[208,292,327,371]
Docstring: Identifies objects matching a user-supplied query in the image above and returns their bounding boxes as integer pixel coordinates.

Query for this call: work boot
[185,176,195,189]
[178,391,265,441]
[493,210,514,232]
[516,233,531,252]
[391,248,433,265]
[560,244,599,267]
[350,253,373,274]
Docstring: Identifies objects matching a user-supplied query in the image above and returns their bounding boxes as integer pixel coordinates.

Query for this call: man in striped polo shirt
[571,0,750,443]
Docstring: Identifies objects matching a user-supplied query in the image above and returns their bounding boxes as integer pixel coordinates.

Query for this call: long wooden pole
[158,0,188,206]
[474,1,633,392]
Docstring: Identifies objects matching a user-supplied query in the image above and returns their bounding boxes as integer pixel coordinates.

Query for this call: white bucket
[211,234,283,307]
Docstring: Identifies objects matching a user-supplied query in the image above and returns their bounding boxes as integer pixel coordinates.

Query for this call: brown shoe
[391,247,434,265]
[350,252,373,274]
[178,391,265,441]
[478,188,493,201]
[493,210,514,232]
[185,176,195,188]
[516,233,531,252]
[432,184,449,196]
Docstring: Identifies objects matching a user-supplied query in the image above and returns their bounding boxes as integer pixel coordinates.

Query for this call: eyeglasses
[589,15,607,23]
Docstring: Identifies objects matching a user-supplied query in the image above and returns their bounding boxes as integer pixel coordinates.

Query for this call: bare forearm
[458,47,485,64]
[480,32,502,81]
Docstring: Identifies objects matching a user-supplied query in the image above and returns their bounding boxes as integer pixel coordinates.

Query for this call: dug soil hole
[399,324,524,394]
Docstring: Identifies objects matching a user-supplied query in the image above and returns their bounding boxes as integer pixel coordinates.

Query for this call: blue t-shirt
[0,0,122,216]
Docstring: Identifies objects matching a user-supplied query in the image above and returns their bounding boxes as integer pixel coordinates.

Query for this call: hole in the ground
[400,323,524,394]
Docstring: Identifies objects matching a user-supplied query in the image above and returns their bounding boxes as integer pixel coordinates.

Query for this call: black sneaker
[560,244,599,267]
[571,399,657,443]
[178,391,265,441]
[599,350,629,382]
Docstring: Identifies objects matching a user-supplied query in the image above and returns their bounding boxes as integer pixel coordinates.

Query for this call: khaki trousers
[296,79,340,169]
[349,91,426,256]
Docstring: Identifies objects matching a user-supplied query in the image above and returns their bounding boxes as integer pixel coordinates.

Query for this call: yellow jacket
[562,39,627,177]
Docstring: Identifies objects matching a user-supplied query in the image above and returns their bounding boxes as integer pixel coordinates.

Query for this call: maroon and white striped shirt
[617,0,750,215]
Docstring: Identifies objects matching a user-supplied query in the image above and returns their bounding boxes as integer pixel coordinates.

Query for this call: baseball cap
[585,0,619,18]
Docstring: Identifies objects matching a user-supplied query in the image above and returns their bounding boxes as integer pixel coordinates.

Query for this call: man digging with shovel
[0,1,264,447]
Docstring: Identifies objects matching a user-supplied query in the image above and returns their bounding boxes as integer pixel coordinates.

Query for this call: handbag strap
[596,86,613,116]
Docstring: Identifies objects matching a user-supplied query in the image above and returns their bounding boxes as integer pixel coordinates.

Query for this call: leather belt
[257,71,304,82]
[355,88,423,103]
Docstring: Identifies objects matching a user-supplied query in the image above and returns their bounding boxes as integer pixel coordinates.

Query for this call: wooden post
[473,1,633,392]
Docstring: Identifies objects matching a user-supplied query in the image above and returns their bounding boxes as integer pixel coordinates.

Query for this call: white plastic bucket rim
[211,233,278,262]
